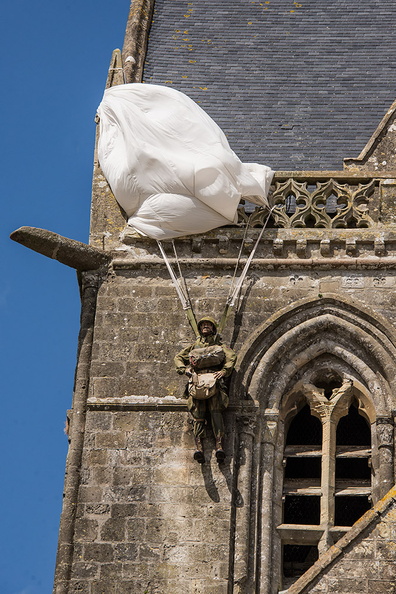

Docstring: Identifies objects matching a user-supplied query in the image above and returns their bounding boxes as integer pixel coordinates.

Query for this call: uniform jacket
[174,331,237,378]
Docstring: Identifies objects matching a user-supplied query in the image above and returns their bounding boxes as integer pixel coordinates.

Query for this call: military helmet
[197,316,217,333]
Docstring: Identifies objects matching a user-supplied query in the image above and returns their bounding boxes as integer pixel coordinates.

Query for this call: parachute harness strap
[218,206,275,333]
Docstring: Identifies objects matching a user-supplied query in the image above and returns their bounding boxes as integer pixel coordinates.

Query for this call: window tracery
[238,178,376,228]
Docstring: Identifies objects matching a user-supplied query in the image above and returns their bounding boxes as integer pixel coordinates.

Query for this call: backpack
[188,372,218,400]
[188,345,225,370]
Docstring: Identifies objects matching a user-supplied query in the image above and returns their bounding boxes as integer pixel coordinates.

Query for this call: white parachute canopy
[97,84,274,240]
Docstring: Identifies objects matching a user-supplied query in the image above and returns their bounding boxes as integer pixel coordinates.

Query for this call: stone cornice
[112,256,396,270]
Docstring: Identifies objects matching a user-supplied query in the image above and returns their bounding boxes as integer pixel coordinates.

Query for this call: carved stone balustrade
[238,172,385,229]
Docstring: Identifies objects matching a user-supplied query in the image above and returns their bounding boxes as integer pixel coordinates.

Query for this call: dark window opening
[283,545,319,578]
[312,374,342,399]
[286,405,322,446]
[335,457,371,480]
[266,214,277,228]
[285,194,296,214]
[326,194,338,217]
[284,496,321,525]
[285,457,321,479]
[304,214,316,228]
[336,403,371,445]
[334,496,371,526]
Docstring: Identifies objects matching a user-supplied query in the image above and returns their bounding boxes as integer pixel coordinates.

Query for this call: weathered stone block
[115,581,150,594]
[112,412,134,431]
[346,539,375,559]
[85,411,112,432]
[73,518,99,542]
[375,540,396,560]
[90,362,126,378]
[100,518,126,542]
[90,377,119,398]
[68,580,90,593]
[99,562,123,578]
[125,484,148,502]
[163,542,210,564]
[112,467,133,486]
[145,517,193,543]
[78,486,103,504]
[114,450,143,466]
[139,543,161,562]
[86,503,110,515]
[83,543,114,563]
[367,580,396,593]
[90,580,117,594]
[95,431,127,449]
[121,562,153,580]
[149,485,193,505]
[70,562,99,580]
[91,465,112,485]
[376,560,396,580]
[86,449,108,466]
[187,579,228,594]
[114,542,139,561]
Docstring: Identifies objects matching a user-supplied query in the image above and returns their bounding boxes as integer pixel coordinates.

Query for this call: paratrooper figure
[175,317,237,463]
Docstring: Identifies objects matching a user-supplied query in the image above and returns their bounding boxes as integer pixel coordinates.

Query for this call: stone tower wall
[57,228,396,592]
[50,3,396,591]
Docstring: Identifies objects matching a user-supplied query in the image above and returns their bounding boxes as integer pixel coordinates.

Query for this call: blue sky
[1,2,130,592]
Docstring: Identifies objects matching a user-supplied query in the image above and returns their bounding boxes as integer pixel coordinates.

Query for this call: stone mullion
[319,415,336,553]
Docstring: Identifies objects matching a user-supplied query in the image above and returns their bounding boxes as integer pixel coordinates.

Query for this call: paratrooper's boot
[215,437,226,462]
[193,436,205,464]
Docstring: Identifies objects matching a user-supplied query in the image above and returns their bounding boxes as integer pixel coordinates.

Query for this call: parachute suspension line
[218,206,275,334]
[217,213,252,334]
[157,240,200,338]
[230,209,252,292]
[172,239,191,308]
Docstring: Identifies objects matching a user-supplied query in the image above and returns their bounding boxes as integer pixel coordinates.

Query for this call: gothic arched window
[278,375,373,590]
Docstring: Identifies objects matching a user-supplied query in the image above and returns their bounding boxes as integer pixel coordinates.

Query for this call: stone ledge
[112,256,396,270]
[87,396,254,413]
[273,170,396,181]
[87,395,186,411]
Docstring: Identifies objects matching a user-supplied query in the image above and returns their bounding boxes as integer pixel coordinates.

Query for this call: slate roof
[143,0,396,171]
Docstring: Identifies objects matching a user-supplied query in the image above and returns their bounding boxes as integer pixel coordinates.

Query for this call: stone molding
[87,396,252,413]
[122,0,155,83]
[113,255,396,269]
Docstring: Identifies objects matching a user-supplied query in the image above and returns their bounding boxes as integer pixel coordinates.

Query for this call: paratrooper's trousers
[187,386,229,439]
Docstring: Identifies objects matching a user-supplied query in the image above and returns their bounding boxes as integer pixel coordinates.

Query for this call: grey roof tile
[143,0,396,170]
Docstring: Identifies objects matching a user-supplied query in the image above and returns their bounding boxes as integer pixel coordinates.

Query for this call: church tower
[12,1,396,592]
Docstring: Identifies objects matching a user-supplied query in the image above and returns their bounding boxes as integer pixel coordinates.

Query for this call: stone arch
[231,296,396,593]
[235,294,396,415]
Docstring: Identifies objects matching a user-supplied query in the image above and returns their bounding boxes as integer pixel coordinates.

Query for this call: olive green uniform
[174,318,237,439]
